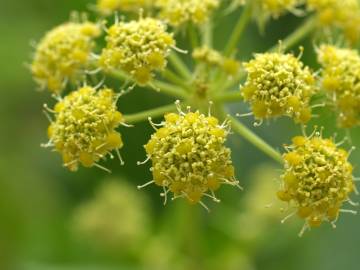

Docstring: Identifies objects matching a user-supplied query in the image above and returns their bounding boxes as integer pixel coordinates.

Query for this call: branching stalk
[124,103,177,124]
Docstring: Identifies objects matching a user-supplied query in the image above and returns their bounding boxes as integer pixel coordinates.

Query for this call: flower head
[99,17,175,85]
[317,45,360,128]
[156,0,219,26]
[278,132,355,233]
[192,46,222,66]
[31,22,100,93]
[241,51,316,124]
[96,0,152,15]
[47,86,124,171]
[141,103,239,208]
[72,179,150,251]
[307,0,360,44]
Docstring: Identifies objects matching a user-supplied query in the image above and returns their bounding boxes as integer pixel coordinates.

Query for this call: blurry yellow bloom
[192,46,241,76]
[99,17,175,85]
[96,0,152,15]
[156,0,219,26]
[279,133,355,233]
[141,104,239,208]
[31,22,100,94]
[317,45,360,128]
[241,51,316,123]
[260,0,304,18]
[47,86,124,171]
[307,0,360,44]
[73,179,150,251]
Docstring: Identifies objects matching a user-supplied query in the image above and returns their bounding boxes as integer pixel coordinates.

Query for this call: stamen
[94,163,112,173]
[298,222,309,237]
[281,211,296,224]
[339,209,357,215]
[137,180,155,189]
[115,148,125,165]
[254,119,263,127]
[171,46,188,54]
[236,112,253,118]
[137,155,151,165]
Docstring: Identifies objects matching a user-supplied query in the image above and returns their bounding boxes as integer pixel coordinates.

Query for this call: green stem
[269,16,317,52]
[188,23,200,49]
[228,115,283,164]
[168,52,192,80]
[162,69,192,91]
[203,20,213,47]
[124,103,177,124]
[224,3,252,56]
[214,91,243,103]
[151,80,188,99]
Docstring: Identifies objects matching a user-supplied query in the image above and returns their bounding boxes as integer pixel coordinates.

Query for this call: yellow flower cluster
[156,0,219,26]
[47,86,124,171]
[96,0,151,15]
[99,18,175,85]
[258,0,303,18]
[278,134,354,230]
[72,179,149,250]
[307,0,360,44]
[241,51,316,123]
[143,108,237,206]
[192,46,241,76]
[317,45,360,128]
[31,22,101,94]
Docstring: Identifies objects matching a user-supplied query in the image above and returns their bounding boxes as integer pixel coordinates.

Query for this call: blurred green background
[1,1,360,269]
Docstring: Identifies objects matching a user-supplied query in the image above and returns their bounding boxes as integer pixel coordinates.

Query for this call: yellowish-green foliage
[99,17,175,85]
[47,86,124,171]
[317,45,360,128]
[96,0,152,15]
[31,22,101,93]
[143,107,238,206]
[278,134,355,232]
[241,51,316,123]
[307,0,360,44]
[72,179,150,250]
[156,0,219,26]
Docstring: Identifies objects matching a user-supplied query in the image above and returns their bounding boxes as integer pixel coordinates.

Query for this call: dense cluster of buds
[279,133,355,235]
[241,51,316,124]
[141,104,239,209]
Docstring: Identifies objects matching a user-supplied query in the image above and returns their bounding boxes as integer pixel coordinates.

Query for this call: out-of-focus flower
[96,0,152,15]
[192,46,241,76]
[72,178,150,251]
[317,45,360,128]
[156,0,219,26]
[307,0,360,44]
